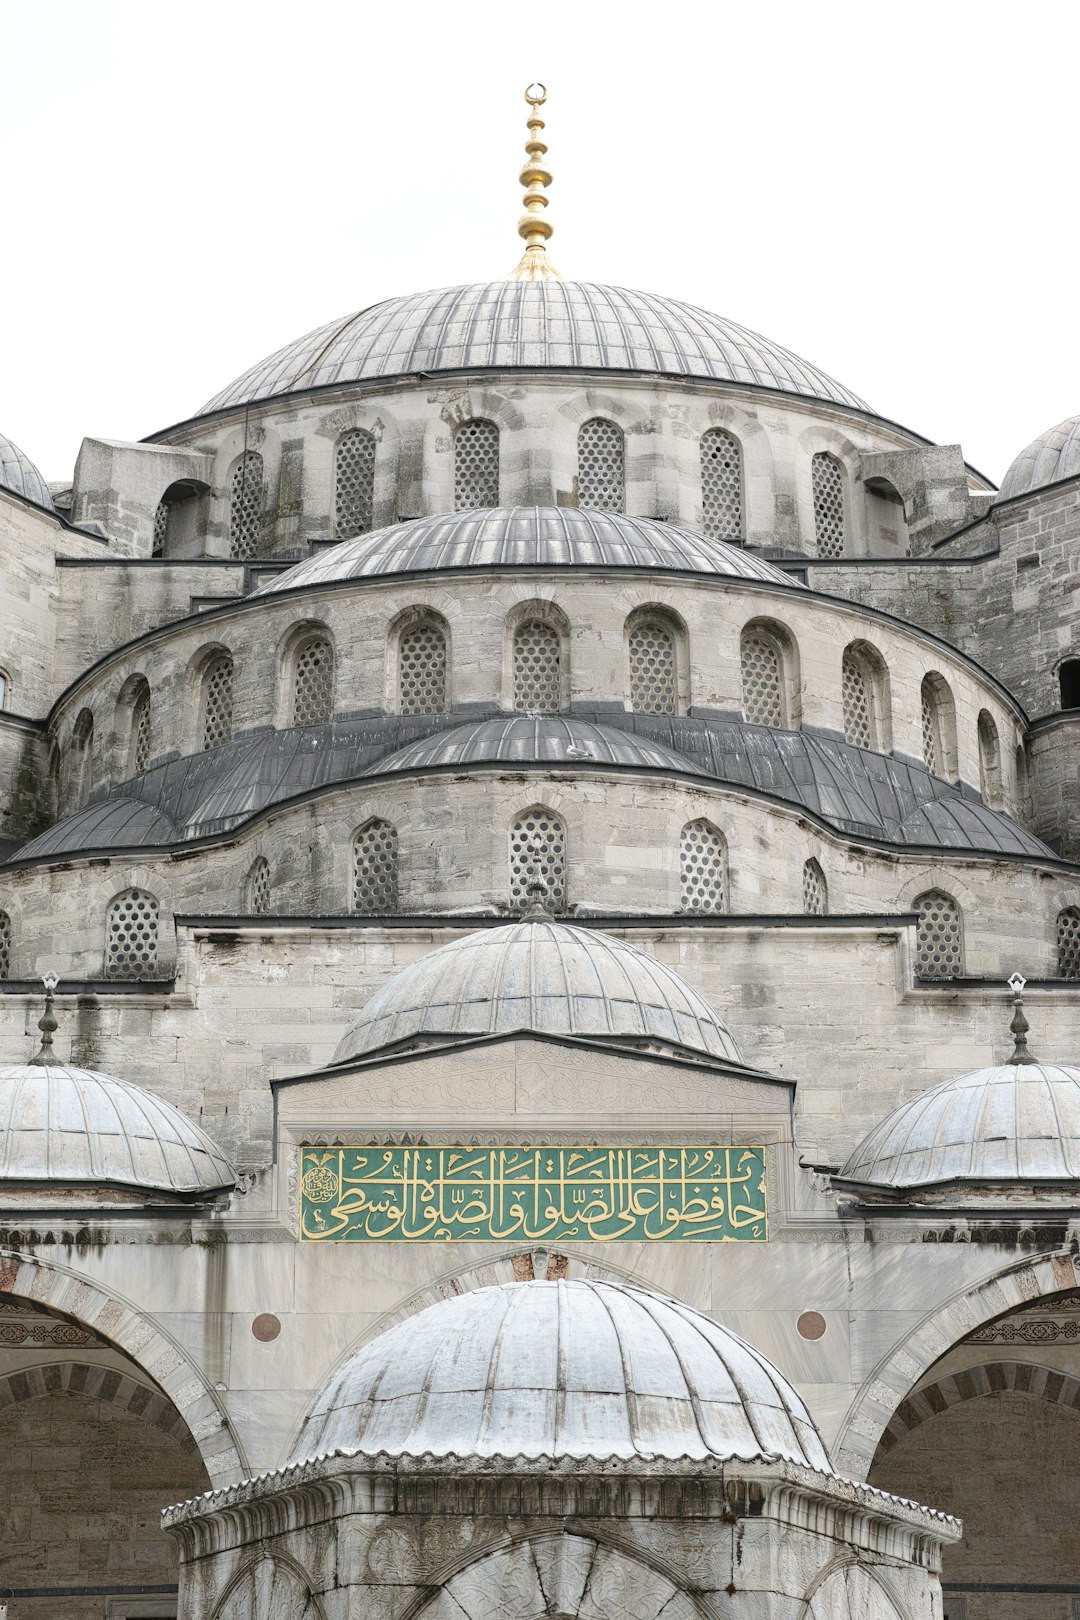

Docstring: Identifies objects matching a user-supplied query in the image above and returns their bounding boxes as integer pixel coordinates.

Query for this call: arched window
[680,820,727,914]
[628,615,677,715]
[398,620,447,713]
[914,890,964,979]
[453,418,499,509]
[129,680,151,775]
[105,889,160,980]
[1059,660,1080,710]
[741,626,788,728]
[201,654,234,751]
[229,450,264,560]
[577,418,625,512]
[509,808,566,912]
[1015,743,1030,821]
[245,857,270,915]
[841,643,886,751]
[700,429,743,540]
[67,709,95,811]
[351,819,399,914]
[803,859,828,915]
[0,910,10,979]
[0,669,8,710]
[920,673,956,779]
[334,428,376,537]
[812,452,845,556]
[513,619,562,713]
[1058,909,1080,980]
[291,636,334,725]
[151,498,169,557]
[977,710,1002,806]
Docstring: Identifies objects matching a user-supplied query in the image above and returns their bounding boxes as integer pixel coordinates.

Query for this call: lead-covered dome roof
[0,431,54,510]
[333,916,742,1065]
[998,414,1080,501]
[200,281,870,417]
[369,716,703,778]
[257,506,800,594]
[293,1278,831,1469]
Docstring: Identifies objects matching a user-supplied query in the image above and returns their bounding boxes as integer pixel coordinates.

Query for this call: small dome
[0,431,54,511]
[0,1062,235,1197]
[257,507,800,595]
[368,716,705,779]
[998,414,1080,502]
[199,280,869,417]
[293,1278,831,1469]
[333,917,742,1065]
[837,1061,1080,1197]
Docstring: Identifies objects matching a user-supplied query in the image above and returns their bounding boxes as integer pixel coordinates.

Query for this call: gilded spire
[509,83,563,283]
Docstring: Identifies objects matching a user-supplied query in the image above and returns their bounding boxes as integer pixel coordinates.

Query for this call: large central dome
[198,280,870,417]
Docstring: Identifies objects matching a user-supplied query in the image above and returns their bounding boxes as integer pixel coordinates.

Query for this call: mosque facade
[1,86,1080,1620]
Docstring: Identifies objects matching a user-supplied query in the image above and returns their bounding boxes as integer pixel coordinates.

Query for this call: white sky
[4,0,1078,486]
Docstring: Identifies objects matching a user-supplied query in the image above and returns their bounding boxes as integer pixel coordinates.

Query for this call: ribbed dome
[368,716,705,778]
[257,506,800,594]
[293,1278,831,1469]
[0,431,54,510]
[0,1063,235,1196]
[837,1061,1080,1197]
[199,280,869,416]
[333,917,742,1065]
[998,414,1080,501]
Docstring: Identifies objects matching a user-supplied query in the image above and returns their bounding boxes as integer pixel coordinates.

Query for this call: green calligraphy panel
[299,1145,767,1242]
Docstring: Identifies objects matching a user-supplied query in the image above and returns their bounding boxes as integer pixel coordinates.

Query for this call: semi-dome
[199,280,870,418]
[0,430,54,511]
[367,716,705,779]
[333,916,743,1065]
[998,414,1080,502]
[293,1277,831,1469]
[257,506,801,594]
[0,1061,235,1197]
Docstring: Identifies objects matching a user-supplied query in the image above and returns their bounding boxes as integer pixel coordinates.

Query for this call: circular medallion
[251,1313,281,1343]
[797,1311,827,1341]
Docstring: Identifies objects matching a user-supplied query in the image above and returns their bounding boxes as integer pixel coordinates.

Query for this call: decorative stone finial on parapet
[28,971,60,1067]
[1007,972,1038,1065]
[509,83,563,282]
[522,836,554,921]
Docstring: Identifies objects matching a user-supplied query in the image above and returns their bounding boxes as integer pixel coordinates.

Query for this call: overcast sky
[4,0,1078,486]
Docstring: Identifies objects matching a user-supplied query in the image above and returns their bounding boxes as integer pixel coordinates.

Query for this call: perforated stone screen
[812,453,845,557]
[1058,909,1080,980]
[577,418,625,512]
[230,451,264,560]
[105,890,160,980]
[246,858,270,915]
[131,688,151,774]
[351,820,399,914]
[741,635,784,728]
[335,430,375,537]
[700,429,743,540]
[921,683,939,775]
[509,811,566,911]
[151,500,169,557]
[680,821,726,914]
[803,860,828,915]
[201,657,234,751]
[978,713,1000,802]
[513,621,561,713]
[292,639,334,725]
[399,623,446,713]
[915,891,963,979]
[628,619,676,715]
[454,419,499,509]
[0,911,10,979]
[842,653,872,749]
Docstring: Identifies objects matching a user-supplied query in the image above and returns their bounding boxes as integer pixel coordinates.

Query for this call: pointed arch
[680,819,727,914]
[803,858,828,915]
[1057,907,1080,980]
[351,818,399,914]
[200,652,235,750]
[700,427,743,540]
[65,707,95,812]
[920,671,957,780]
[453,417,499,508]
[577,416,625,511]
[229,449,264,559]
[116,673,152,778]
[509,805,566,911]
[393,607,449,714]
[741,619,800,730]
[977,709,1002,806]
[812,450,846,555]
[626,607,684,716]
[0,908,10,979]
[105,887,160,979]
[913,888,964,979]
[841,640,890,752]
[245,856,271,914]
[334,426,376,537]
[290,633,335,725]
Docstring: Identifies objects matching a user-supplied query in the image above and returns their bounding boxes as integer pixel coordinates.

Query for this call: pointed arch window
[335,428,376,537]
[803,859,828,915]
[509,809,566,912]
[513,619,562,713]
[201,655,234,751]
[0,910,10,980]
[1058,908,1080,981]
[914,890,963,979]
[67,709,95,811]
[129,680,151,776]
[398,620,447,713]
[812,452,845,556]
[577,418,625,512]
[680,820,727,914]
[741,629,786,728]
[453,418,499,509]
[700,428,743,540]
[229,450,264,559]
[151,498,169,557]
[628,616,677,715]
[292,637,335,725]
[351,819,399,914]
[920,673,955,779]
[245,857,270,915]
[105,889,160,980]
[978,710,1002,806]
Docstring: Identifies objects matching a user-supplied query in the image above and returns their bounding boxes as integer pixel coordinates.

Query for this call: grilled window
[201,656,234,751]
[105,889,160,980]
[920,674,955,778]
[741,633,784,728]
[978,711,1001,805]
[152,499,169,556]
[513,620,561,713]
[0,910,10,979]
[915,890,963,979]
[628,618,676,715]
[292,638,334,725]
[130,683,151,775]
[245,857,270,915]
[509,810,566,911]
[803,859,828,915]
[399,622,447,713]
[700,428,743,540]
[812,452,845,556]
[335,429,376,537]
[680,820,727,914]
[1058,908,1080,981]
[453,418,499,509]
[68,709,95,810]
[351,819,399,914]
[577,418,625,512]
[230,450,264,560]
[842,650,872,749]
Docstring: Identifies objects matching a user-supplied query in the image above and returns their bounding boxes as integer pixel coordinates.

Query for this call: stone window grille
[201,656,234,751]
[69,709,95,810]
[453,418,499,509]
[105,889,160,980]
[246,857,271,915]
[628,618,677,715]
[292,637,334,725]
[680,820,727,914]
[509,810,566,911]
[803,859,828,915]
[915,890,964,979]
[812,452,845,557]
[978,711,1001,804]
[0,670,7,710]
[0,910,10,979]
[700,428,743,540]
[351,819,399,914]
[131,685,152,775]
[151,499,169,557]
[399,621,447,713]
[577,418,625,512]
[1057,908,1080,981]
[841,650,872,749]
[230,450,264,560]
[513,619,561,713]
[921,677,942,775]
[741,632,784,728]
[335,429,376,537]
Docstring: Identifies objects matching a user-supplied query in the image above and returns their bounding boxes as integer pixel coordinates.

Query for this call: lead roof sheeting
[0,430,54,510]
[998,414,1080,501]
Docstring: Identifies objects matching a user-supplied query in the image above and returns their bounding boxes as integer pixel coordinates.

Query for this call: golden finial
[509,82,563,282]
